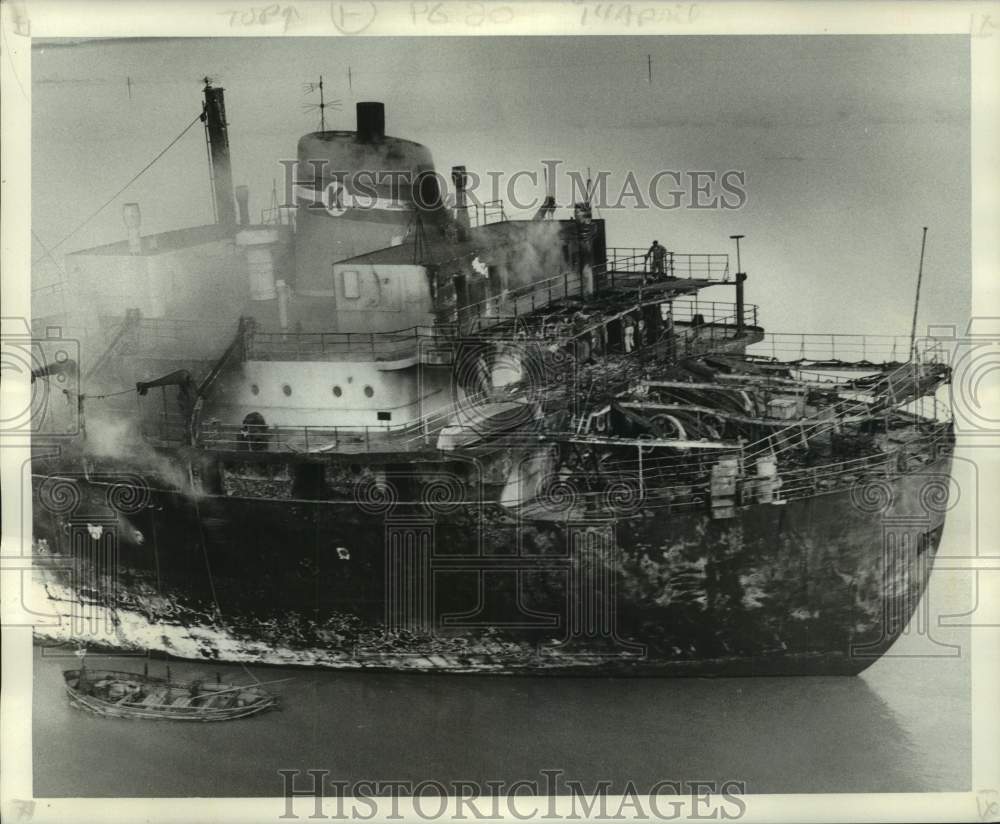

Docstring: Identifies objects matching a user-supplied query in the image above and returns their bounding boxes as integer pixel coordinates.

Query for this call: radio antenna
[302,75,342,131]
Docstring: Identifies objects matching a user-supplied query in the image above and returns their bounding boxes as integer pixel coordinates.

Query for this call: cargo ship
[28,83,954,675]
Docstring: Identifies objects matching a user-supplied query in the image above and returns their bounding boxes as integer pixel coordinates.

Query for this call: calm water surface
[33,606,970,797]
[32,484,975,797]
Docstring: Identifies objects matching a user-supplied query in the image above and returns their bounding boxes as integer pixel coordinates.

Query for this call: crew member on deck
[645,240,667,280]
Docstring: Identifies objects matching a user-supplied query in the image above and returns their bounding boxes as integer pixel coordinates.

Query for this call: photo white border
[2,2,998,822]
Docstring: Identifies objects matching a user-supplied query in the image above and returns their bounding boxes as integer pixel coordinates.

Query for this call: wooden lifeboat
[62,667,278,721]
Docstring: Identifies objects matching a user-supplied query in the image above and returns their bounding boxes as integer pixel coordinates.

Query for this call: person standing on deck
[645,240,667,280]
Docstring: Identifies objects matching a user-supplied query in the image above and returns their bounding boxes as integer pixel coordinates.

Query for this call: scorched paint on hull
[30,445,952,676]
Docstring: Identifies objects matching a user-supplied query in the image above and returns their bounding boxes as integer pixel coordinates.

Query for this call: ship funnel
[294,104,441,305]
[356,102,385,142]
[202,81,237,228]
[123,202,142,255]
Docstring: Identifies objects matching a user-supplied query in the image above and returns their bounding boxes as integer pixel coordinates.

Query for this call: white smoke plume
[82,406,194,494]
[488,220,568,292]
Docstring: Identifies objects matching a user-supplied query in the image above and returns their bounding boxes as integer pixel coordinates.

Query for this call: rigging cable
[33,111,204,261]
[58,386,137,401]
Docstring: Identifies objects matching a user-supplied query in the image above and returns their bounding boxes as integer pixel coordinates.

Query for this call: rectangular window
[341,270,360,299]
[377,411,392,422]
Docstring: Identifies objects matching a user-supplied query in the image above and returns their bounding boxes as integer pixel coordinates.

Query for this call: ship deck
[189,345,947,461]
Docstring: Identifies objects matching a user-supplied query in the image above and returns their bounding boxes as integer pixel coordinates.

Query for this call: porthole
[282,384,292,397]
[250,384,260,396]
[332,385,342,397]
[363,385,374,398]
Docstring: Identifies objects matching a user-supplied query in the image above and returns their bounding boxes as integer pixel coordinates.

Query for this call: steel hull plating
[31,450,952,675]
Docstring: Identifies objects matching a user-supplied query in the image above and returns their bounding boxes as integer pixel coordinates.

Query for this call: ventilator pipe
[275,279,290,331]
[451,165,470,236]
[235,185,250,226]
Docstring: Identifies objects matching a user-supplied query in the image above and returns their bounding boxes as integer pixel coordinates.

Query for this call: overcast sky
[32,35,969,336]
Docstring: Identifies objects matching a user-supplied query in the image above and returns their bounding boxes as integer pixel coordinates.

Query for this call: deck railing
[677,316,741,355]
[463,200,507,228]
[197,389,511,453]
[457,270,585,325]
[93,316,237,355]
[746,333,949,365]
[599,249,730,285]
[245,326,455,362]
[665,427,949,511]
[495,420,951,512]
[670,296,758,330]
[200,422,418,454]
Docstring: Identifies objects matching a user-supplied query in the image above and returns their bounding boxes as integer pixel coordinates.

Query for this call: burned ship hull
[31,434,952,676]
[30,84,957,677]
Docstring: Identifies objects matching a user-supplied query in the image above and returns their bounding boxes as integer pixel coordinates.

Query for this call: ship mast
[730,234,747,337]
[908,226,929,361]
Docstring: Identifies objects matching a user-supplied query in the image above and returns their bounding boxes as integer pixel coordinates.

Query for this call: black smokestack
[451,165,469,238]
[202,81,236,228]
[356,102,385,142]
